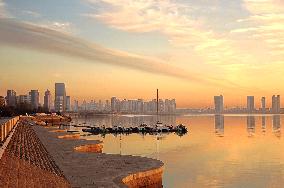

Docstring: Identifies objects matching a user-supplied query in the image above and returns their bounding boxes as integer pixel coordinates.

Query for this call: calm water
[68,114,284,188]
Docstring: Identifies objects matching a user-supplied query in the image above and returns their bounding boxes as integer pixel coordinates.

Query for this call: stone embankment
[0,121,70,187]
[0,116,164,187]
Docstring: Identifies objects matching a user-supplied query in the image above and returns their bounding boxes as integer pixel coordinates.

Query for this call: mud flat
[34,125,164,187]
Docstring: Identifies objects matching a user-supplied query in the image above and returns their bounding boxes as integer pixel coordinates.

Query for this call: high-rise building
[54,83,66,112]
[111,97,117,112]
[261,97,266,113]
[66,96,71,112]
[214,95,223,114]
[30,90,39,110]
[44,89,52,112]
[6,90,17,107]
[17,95,30,104]
[0,96,5,107]
[272,95,280,114]
[73,100,79,112]
[247,96,255,113]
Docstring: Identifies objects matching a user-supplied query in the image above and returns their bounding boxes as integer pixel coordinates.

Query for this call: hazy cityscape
[1,0,284,187]
[1,84,283,115]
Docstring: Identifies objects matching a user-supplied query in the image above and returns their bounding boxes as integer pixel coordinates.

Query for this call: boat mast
[156,89,159,121]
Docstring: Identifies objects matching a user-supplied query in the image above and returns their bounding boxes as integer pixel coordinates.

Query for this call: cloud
[0,0,8,18]
[0,18,217,84]
[84,0,225,50]
[22,10,41,18]
[236,0,284,56]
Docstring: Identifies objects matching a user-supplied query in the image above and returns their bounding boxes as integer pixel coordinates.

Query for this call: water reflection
[71,115,284,188]
[262,116,266,132]
[247,116,256,136]
[73,115,176,128]
[214,115,224,137]
[272,115,281,138]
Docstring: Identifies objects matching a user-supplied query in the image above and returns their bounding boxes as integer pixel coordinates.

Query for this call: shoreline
[33,124,164,187]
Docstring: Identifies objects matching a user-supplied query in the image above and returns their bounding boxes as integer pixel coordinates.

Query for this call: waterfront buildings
[66,96,71,112]
[214,95,223,114]
[44,90,52,112]
[55,83,66,112]
[17,95,31,105]
[247,96,255,113]
[78,97,176,114]
[261,97,266,113]
[6,90,17,107]
[272,95,280,114]
[30,90,39,110]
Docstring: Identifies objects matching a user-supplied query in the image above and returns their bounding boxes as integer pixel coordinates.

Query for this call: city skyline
[2,84,284,112]
[0,0,284,108]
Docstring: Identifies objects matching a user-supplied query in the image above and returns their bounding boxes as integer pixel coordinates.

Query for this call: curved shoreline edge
[33,124,164,187]
[116,166,164,188]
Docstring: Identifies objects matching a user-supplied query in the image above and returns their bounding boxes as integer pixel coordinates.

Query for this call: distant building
[214,95,223,114]
[66,96,71,112]
[30,90,39,110]
[17,95,30,104]
[73,100,79,112]
[261,97,266,113]
[55,83,66,112]
[272,95,280,114]
[0,96,5,107]
[247,96,254,113]
[6,90,17,107]
[111,97,118,112]
[44,89,52,112]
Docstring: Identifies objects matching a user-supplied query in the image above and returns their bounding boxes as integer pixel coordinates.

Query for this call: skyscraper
[66,96,71,112]
[272,95,280,114]
[30,90,39,110]
[55,83,66,112]
[261,97,266,113]
[44,89,52,112]
[6,90,17,107]
[247,96,254,113]
[214,95,223,114]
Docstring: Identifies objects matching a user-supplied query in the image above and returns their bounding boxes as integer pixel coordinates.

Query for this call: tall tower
[30,90,39,110]
[6,90,17,107]
[214,95,224,114]
[55,83,66,112]
[247,96,255,113]
[272,95,280,114]
[261,97,266,114]
[44,89,52,112]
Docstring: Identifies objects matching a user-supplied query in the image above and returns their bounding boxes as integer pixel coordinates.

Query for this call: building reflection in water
[247,116,255,137]
[262,116,266,133]
[215,115,224,137]
[272,115,281,138]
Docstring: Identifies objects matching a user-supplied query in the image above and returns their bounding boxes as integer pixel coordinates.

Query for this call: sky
[0,0,283,108]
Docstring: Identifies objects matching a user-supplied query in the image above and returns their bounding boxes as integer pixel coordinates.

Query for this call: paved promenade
[34,125,164,188]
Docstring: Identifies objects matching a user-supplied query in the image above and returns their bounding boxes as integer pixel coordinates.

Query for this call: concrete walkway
[33,125,164,188]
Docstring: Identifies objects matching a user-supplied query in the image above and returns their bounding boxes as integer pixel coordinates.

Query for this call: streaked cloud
[0,18,217,85]
[21,10,41,18]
